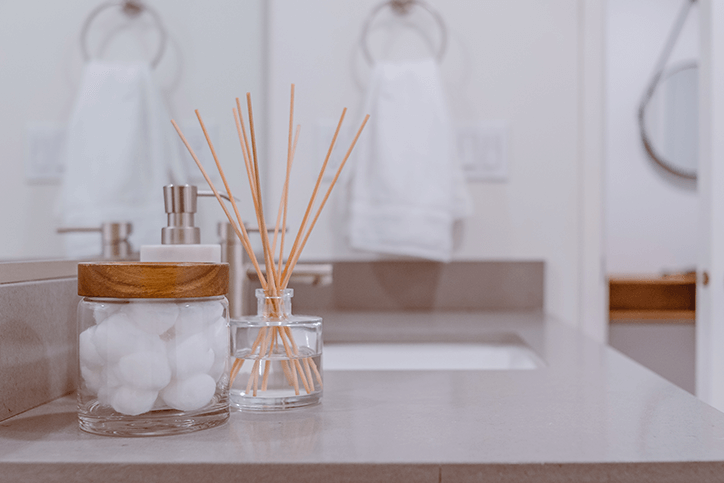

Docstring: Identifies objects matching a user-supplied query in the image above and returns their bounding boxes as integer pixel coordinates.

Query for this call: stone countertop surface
[2,311,724,483]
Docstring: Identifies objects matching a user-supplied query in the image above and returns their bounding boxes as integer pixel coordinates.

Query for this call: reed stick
[235,97,255,187]
[281,360,294,386]
[195,110,269,291]
[246,359,259,395]
[233,107,259,204]
[278,326,300,395]
[272,124,300,280]
[271,84,296,276]
[282,114,370,288]
[309,358,324,389]
[281,108,347,285]
[303,358,314,390]
[246,93,278,295]
[176,87,369,400]
[295,358,311,393]
[170,119,268,290]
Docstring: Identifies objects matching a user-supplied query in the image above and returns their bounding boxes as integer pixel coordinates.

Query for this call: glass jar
[230,289,322,410]
[77,262,230,436]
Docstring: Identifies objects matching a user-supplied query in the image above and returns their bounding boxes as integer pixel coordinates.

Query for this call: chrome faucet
[57,222,136,260]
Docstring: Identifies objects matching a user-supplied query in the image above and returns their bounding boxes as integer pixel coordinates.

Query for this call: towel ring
[360,0,448,66]
[80,0,167,69]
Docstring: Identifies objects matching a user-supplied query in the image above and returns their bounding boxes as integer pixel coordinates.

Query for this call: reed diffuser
[172,85,369,409]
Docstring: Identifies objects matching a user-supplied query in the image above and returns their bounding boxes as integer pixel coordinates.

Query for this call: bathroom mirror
[639,62,698,180]
[0,1,264,261]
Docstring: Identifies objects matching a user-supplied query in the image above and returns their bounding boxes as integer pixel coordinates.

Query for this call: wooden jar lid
[78,262,228,299]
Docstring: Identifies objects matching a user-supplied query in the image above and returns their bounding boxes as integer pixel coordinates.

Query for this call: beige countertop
[2,311,724,482]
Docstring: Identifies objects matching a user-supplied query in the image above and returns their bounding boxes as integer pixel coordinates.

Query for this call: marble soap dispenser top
[140,184,221,263]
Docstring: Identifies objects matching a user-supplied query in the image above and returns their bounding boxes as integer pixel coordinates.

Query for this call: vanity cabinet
[608,274,695,393]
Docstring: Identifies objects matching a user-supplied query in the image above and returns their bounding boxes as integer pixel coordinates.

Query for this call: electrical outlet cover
[25,123,66,183]
[456,121,509,181]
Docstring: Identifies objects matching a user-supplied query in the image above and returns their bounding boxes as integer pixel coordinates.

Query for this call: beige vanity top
[2,311,724,482]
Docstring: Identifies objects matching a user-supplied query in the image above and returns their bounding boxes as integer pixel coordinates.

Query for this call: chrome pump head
[161,184,200,245]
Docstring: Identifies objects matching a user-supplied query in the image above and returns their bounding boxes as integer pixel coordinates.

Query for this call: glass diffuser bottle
[230,289,322,410]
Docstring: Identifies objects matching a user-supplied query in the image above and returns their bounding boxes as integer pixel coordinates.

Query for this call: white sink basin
[323,340,543,371]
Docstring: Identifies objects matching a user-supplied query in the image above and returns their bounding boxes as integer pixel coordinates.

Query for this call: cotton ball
[96,365,123,406]
[205,317,229,381]
[92,302,122,325]
[152,394,167,410]
[80,363,103,393]
[207,352,228,382]
[206,317,230,359]
[79,326,103,367]
[200,301,224,325]
[175,303,206,337]
[102,363,123,387]
[110,386,158,416]
[167,332,214,379]
[160,374,216,411]
[93,312,164,362]
[97,386,114,406]
[126,302,179,336]
[117,351,172,391]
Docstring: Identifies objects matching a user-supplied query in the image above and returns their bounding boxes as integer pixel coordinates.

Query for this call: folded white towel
[59,61,186,258]
[348,58,472,262]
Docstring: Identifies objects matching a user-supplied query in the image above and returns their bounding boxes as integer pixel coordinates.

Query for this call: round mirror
[639,62,698,180]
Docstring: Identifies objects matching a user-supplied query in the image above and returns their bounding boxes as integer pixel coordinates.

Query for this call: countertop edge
[4,461,724,483]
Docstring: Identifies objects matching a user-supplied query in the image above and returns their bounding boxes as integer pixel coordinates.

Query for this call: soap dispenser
[140,184,221,263]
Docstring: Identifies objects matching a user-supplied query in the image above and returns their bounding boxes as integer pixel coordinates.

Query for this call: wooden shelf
[609,274,696,323]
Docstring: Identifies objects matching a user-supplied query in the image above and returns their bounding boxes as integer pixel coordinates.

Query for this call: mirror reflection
[641,62,698,180]
[0,0,264,261]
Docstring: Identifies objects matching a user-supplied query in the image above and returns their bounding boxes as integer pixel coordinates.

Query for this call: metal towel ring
[80,0,167,68]
[637,0,697,180]
[360,0,448,66]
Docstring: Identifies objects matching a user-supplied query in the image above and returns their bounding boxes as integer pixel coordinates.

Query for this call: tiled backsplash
[246,260,544,314]
[0,278,78,421]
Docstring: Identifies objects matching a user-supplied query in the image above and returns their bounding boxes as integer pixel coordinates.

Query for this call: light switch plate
[456,121,509,181]
[25,123,66,183]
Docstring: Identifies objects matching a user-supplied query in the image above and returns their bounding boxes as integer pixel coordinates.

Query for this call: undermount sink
[323,334,543,371]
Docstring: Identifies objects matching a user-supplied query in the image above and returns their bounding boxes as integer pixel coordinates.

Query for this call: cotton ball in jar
[200,300,224,325]
[205,317,229,381]
[207,351,228,382]
[175,303,206,337]
[117,351,172,391]
[96,365,123,406]
[167,332,214,379]
[79,325,103,368]
[205,317,230,359]
[92,312,164,362]
[92,302,122,325]
[160,374,217,411]
[110,386,159,416]
[80,364,103,393]
[125,302,179,336]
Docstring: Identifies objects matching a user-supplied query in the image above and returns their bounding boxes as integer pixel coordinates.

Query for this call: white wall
[697,0,724,411]
[605,0,699,275]
[265,0,595,325]
[0,0,264,260]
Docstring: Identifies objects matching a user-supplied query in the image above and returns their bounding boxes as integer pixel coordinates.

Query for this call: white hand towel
[59,61,186,258]
[348,58,472,262]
